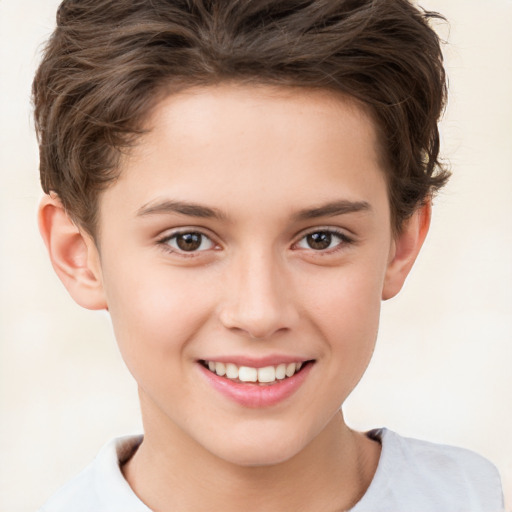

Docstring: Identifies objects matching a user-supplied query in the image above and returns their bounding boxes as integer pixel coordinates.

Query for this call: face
[93,84,397,466]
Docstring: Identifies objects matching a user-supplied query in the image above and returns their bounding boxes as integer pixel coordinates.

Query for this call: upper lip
[198,355,313,368]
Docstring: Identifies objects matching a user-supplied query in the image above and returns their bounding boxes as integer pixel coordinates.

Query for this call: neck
[123,398,380,512]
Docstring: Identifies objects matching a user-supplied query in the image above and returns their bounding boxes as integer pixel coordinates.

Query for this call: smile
[198,358,315,407]
[201,360,305,384]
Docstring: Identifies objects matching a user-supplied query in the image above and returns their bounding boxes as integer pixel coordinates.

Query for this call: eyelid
[291,226,354,252]
[156,227,221,255]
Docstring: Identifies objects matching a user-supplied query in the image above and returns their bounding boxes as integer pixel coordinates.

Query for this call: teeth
[275,364,286,380]
[225,363,239,379]
[239,366,258,382]
[204,360,306,383]
[285,363,296,378]
[257,366,276,383]
[215,362,226,376]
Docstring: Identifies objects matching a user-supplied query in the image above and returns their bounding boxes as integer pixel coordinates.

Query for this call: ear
[382,201,431,300]
[38,194,107,310]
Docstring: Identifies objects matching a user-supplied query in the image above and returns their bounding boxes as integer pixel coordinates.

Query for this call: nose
[218,250,300,340]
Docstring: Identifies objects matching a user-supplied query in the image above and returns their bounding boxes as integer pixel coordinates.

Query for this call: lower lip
[198,362,313,408]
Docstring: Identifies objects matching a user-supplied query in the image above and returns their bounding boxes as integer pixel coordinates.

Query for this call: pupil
[177,233,202,251]
[307,232,331,250]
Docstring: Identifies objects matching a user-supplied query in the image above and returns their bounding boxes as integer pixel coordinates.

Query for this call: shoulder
[37,436,149,512]
[352,428,504,512]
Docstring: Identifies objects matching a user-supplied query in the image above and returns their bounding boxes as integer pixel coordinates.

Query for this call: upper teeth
[206,361,303,383]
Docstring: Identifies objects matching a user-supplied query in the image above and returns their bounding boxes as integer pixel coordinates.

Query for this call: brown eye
[165,232,215,253]
[176,233,202,251]
[306,231,333,250]
[295,229,351,252]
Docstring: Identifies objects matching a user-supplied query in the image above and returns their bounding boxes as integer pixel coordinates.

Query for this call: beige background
[1,0,511,510]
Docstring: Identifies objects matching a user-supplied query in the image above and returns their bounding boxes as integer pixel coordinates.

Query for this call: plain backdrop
[1,1,511,510]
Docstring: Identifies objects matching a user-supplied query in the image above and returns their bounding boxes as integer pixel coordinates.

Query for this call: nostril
[219,302,299,340]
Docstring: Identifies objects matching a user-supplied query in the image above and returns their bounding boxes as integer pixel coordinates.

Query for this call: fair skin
[39,84,430,512]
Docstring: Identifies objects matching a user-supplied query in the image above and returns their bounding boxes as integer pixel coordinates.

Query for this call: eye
[295,229,351,252]
[163,231,216,253]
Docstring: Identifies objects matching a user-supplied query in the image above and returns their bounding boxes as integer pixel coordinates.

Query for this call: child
[33,0,504,510]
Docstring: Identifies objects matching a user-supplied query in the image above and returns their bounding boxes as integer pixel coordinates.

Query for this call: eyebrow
[293,200,371,221]
[136,198,371,221]
[137,199,227,220]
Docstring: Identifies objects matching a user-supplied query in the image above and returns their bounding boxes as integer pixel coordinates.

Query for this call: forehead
[143,84,378,158]
[101,84,388,224]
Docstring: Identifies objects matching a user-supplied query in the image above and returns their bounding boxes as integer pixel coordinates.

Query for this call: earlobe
[38,194,107,310]
[382,201,431,300]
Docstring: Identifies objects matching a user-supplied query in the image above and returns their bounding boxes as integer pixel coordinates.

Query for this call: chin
[205,430,309,468]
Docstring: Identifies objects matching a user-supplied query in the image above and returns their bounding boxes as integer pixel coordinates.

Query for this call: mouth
[199,359,314,385]
[198,357,315,408]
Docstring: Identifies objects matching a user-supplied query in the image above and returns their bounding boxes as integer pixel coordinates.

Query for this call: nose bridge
[219,245,298,339]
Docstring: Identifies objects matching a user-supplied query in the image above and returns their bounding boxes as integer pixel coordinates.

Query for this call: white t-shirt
[38,428,504,512]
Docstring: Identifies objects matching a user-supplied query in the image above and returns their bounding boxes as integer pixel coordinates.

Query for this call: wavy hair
[33,0,450,235]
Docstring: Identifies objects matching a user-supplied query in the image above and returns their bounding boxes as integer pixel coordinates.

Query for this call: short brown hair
[33,0,450,235]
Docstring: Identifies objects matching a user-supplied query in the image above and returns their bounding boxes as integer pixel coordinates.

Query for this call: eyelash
[156,227,354,257]
[292,228,354,254]
[157,230,218,257]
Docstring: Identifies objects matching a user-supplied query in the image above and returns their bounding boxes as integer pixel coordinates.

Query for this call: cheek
[102,262,217,371]
[300,260,385,379]
[321,283,381,367]
[304,259,384,330]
